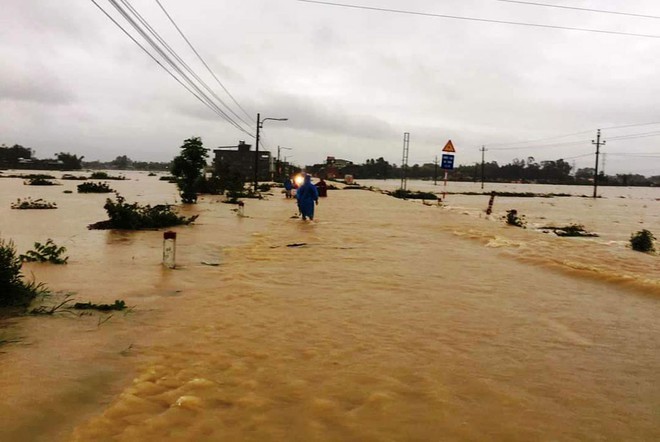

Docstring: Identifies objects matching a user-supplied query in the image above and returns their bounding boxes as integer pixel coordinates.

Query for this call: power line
[297,0,660,39]
[488,130,593,149]
[113,0,253,136]
[489,139,591,151]
[153,0,255,124]
[89,0,214,115]
[602,121,660,130]
[92,0,254,137]
[495,1,660,21]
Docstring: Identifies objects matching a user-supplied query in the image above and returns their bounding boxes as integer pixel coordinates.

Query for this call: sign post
[440,140,456,200]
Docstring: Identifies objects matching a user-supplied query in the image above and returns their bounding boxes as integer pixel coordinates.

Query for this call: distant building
[326,156,352,168]
[213,141,272,181]
[323,156,352,179]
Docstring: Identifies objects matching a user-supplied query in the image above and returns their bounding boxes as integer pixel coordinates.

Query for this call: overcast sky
[1,0,659,174]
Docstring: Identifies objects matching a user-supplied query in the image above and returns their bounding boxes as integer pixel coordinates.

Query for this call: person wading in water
[296,174,319,221]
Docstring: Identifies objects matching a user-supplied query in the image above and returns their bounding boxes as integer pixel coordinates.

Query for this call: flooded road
[0,173,659,440]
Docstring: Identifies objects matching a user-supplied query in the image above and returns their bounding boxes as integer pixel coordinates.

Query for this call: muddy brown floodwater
[0,172,658,441]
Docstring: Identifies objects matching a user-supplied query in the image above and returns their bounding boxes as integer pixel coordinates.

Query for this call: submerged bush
[77,181,114,193]
[20,239,68,264]
[630,229,655,253]
[504,209,526,228]
[90,171,125,180]
[0,238,48,308]
[11,197,57,210]
[88,194,198,230]
[389,189,437,200]
[25,177,57,186]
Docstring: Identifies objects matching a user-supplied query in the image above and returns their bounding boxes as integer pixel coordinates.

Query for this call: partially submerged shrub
[0,238,48,308]
[61,174,89,180]
[88,194,198,230]
[11,197,57,210]
[20,239,68,264]
[630,229,655,253]
[90,171,126,180]
[258,183,272,192]
[504,209,526,228]
[539,224,598,237]
[25,177,57,186]
[77,181,114,193]
[389,189,437,200]
[73,300,126,311]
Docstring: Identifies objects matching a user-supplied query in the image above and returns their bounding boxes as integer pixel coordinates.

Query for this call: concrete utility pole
[592,129,605,198]
[434,155,439,185]
[254,113,261,192]
[400,132,410,190]
[480,145,487,189]
[254,113,288,191]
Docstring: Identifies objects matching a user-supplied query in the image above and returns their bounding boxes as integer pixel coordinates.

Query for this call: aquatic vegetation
[0,238,49,308]
[88,194,198,230]
[77,181,114,193]
[0,173,56,180]
[11,197,57,210]
[630,229,656,253]
[90,171,126,180]
[539,224,599,237]
[25,177,58,186]
[20,239,69,264]
[389,189,437,200]
[73,300,126,311]
[504,209,526,228]
[61,174,89,180]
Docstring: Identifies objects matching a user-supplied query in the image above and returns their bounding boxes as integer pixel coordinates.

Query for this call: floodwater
[0,171,659,441]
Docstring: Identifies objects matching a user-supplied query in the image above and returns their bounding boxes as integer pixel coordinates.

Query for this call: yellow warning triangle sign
[442,140,456,153]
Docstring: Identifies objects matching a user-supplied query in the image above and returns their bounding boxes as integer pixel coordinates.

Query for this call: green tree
[56,152,84,170]
[171,137,208,203]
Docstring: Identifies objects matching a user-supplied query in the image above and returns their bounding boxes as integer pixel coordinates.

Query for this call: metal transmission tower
[400,132,410,190]
[479,145,487,189]
[592,129,606,198]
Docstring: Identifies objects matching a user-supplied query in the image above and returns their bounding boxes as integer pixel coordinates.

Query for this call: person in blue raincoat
[296,174,319,220]
[283,177,293,199]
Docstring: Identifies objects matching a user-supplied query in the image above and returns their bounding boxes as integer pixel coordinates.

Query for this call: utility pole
[254,113,261,192]
[400,132,410,190]
[592,129,605,198]
[433,155,438,185]
[480,145,487,190]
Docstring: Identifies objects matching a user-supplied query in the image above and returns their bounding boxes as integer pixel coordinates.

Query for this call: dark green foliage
[56,152,84,170]
[216,163,246,194]
[11,197,57,209]
[171,137,209,203]
[159,175,177,182]
[148,172,157,177]
[539,224,598,237]
[224,189,262,204]
[0,238,48,308]
[73,300,126,311]
[258,183,272,192]
[504,209,526,228]
[88,194,198,230]
[390,189,437,200]
[20,239,68,264]
[630,230,655,253]
[198,175,223,195]
[90,171,125,180]
[77,181,114,193]
[61,174,88,180]
[25,177,57,186]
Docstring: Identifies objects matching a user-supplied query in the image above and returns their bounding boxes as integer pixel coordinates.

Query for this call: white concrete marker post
[163,231,176,269]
